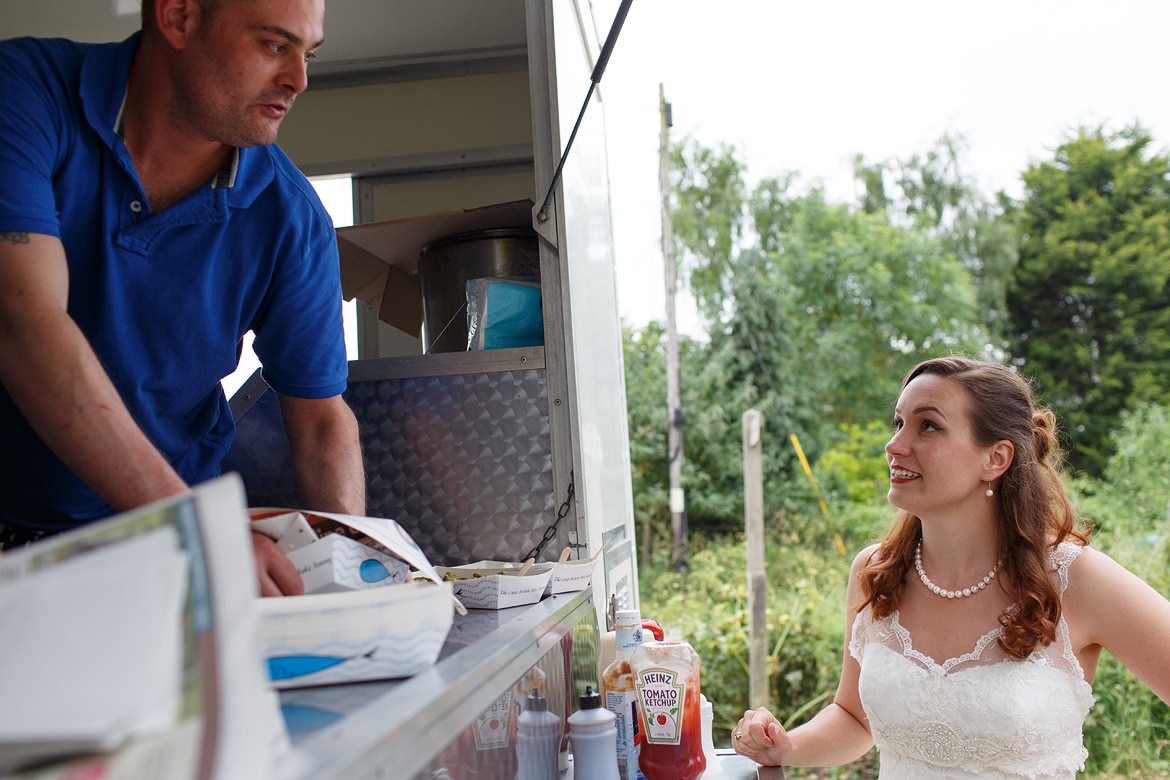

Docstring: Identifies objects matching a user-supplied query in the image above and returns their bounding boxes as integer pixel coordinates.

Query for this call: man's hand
[251,530,305,597]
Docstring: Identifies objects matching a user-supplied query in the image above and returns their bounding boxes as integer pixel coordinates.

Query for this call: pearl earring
[985,480,994,497]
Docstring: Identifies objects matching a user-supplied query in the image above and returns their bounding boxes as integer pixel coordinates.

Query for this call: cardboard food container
[258,580,454,689]
[432,561,554,610]
[252,509,415,595]
[285,533,411,594]
[251,509,465,688]
[544,555,600,595]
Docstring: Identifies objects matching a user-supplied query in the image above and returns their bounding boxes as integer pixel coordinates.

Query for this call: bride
[732,356,1170,779]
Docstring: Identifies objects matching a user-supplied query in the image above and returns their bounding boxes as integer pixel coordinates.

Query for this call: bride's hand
[732,707,791,766]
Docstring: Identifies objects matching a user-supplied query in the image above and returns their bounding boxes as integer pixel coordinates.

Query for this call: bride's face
[885,373,994,518]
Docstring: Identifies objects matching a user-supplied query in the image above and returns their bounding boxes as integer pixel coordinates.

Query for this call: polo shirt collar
[79,34,137,158]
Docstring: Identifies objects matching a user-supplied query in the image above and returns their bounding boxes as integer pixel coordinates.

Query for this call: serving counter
[273,588,785,780]
[278,590,599,780]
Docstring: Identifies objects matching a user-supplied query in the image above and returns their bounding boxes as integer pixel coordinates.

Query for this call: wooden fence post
[743,409,768,710]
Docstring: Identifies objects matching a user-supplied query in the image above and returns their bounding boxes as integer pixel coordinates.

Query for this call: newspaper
[0,474,285,780]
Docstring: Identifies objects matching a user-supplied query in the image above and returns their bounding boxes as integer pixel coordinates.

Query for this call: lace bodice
[849,542,1095,779]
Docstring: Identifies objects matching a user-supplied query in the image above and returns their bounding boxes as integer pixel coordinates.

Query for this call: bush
[1070,405,1170,775]
[1084,649,1170,778]
[639,530,849,742]
[1080,516,1170,777]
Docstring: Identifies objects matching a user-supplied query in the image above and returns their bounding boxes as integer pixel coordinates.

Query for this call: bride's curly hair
[858,356,1090,660]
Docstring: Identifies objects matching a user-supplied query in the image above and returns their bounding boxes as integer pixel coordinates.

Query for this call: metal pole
[743,409,767,709]
[536,0,635,223]
[660,84,686,572]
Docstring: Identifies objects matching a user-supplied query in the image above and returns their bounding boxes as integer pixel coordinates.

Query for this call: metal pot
[418,228,540,353]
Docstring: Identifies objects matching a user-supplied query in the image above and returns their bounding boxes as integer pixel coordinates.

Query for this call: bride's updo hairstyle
[859,356,1090,659]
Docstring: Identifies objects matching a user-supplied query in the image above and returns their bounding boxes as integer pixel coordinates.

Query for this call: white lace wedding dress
[849,542,1095,779]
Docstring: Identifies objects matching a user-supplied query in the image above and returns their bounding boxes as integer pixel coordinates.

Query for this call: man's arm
[0,232,349,597]
[277,392,365,516]
[0,231,189,509]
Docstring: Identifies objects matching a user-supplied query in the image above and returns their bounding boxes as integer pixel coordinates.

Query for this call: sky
[596,0,1170,334]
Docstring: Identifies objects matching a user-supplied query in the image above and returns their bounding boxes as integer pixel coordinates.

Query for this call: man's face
[173,0,325,147]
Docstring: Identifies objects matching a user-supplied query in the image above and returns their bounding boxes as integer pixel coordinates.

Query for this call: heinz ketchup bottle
[629,641,706,780]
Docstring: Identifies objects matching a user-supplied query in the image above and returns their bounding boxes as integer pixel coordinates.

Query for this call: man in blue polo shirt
[0,0,365,595]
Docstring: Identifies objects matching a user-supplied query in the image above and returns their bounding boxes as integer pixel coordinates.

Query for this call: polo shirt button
[130,200,143,213]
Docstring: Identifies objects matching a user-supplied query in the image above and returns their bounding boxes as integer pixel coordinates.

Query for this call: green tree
[670,138,748,320]
[819,420,891,506]
[653,139,991,534]
[1103,404,1170,528]
[853,132,1019,341]
[712,179,988,462]
[623,322,670,560]
[1005,126,1170,477]
[623,322,754,542]
[1072,403,1170,539]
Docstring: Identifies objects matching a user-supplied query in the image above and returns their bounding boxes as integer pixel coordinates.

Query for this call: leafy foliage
[1005,125,1170,477]
[1071,403,1170,540]
[853,131,1019,341]
[629,137,996,541]
[638,530,849,741]
[818,421,892,506]
[622,323,672,567]
[670,139,748,319]
[717,185,986,431]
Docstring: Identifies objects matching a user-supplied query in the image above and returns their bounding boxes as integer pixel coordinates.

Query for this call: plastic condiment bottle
[602,611,665,780]
[698,694,724,778]
[629,640,706,780]
[567,686,620,780]
[516,688,561,780]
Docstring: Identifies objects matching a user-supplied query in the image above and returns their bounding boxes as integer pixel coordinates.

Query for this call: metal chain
[522,471,576,562]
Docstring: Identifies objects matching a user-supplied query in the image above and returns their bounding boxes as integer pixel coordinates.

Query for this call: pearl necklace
[914,540,1001,599]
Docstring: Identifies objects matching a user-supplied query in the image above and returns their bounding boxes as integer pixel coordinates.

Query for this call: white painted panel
[545,0,639,605]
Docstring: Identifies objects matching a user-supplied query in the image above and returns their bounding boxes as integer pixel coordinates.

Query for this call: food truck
[227,0,645,775]
[3,0,643,777]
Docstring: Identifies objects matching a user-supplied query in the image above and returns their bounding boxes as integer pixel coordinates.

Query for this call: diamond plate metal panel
[223,364,560,566]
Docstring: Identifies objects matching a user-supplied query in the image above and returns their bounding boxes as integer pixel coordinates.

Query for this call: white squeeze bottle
[601,609,653,780]
[568,686,620,780]
[699,694,724,778]
[516,688,561,780]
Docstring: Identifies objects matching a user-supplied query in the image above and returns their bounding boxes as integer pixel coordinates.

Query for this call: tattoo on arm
[1,232,31,245]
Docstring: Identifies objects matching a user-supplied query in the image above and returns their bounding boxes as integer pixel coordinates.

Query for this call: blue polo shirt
[0,35,349,530]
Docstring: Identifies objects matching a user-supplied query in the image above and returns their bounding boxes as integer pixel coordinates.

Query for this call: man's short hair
[141,0,226,36]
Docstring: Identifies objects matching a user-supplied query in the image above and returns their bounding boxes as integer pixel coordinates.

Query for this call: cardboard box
[258,581,454,689]
[251,509,464,688]
[335,199,535,334]
[544,556,600,595]
[433,561,554,609]
[286,533,411,594]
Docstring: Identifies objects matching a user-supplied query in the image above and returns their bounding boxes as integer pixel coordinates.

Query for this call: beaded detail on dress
[849,542,1095,779]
